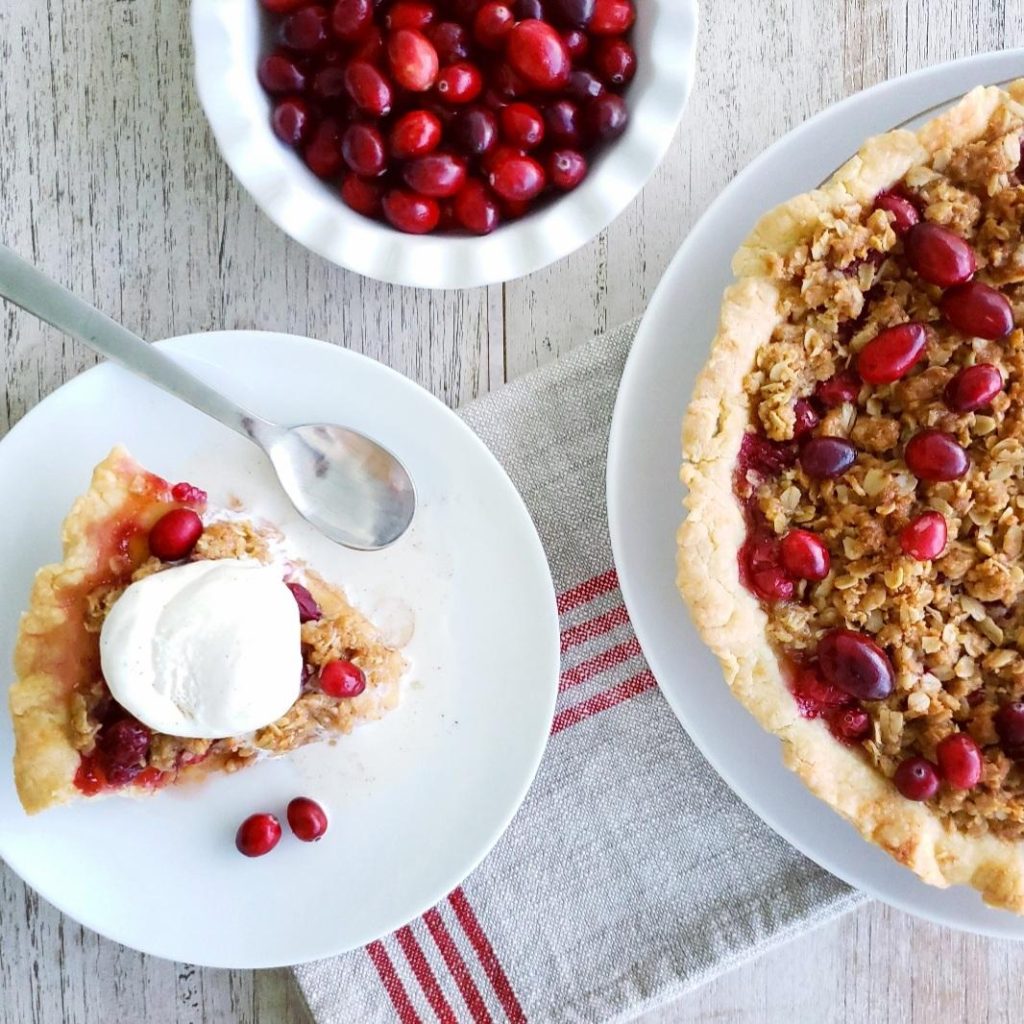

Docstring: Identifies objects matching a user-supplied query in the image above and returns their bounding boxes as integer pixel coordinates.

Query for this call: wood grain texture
[3,0,1024,1020]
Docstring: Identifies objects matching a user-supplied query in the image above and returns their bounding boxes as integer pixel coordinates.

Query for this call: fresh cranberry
[893,757,940,801]
[507,20,571,90]
[385,0,437,29]
[453,179,501,233]
[382,188,441,232]
[562,28,589,58]
[815,369,860,407]
[940,281,1014,340]
[548,148,587,190]
[790,664,850,719]
[331,0,374,39]
[589,0,635,34]
[936,733,983,790]
[236,813,283,857]
[740,533,795,603]
[817,628,895,700]
[286,581,322,622]
[904,429,969,481]
[944,363,1004,412]
[388,28,440,91]
[272,99,314,146]
[500,103,545,149]
[566,69,605,102]
[792,398,820,438]
[749,566,795,603]
[827,707,872,743]
[148,508,203,561]
[453,106,499,155]
[473,2,515,46]
[279,5,331,51]
[403,152,467,196]
[390,109,442,158]
[996,701,1024,751]
[342,125,386,178]
[320,659,368,697]
[97,717,152,786]
[592,38,636,87]
[856,322,928,384]
[427,21,471,61]
[736,432,796,478]
[258,53,307,94]
[436,61,484,103]
[344,60,393,116]
[262,0,309,11]
[899,510,947,561]
[543,99,581,145]
[171,481,207,505]
[779,529,830,580]
[304,117,345,178]
[488,150,546,201]
[874,190,919,234]
[799,436,856,479]
[905,222,977,287]
[287,796,330,841]
[584,92,628,141]
[549,0,595,26]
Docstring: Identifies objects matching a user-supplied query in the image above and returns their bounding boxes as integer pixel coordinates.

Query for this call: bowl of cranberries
[191,0,697,287]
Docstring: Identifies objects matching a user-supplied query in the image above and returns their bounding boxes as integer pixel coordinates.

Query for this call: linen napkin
[295,319,866,1024]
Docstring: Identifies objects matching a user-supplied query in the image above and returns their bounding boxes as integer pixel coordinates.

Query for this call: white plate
[608,50,1024,938]
[0,331,559,967]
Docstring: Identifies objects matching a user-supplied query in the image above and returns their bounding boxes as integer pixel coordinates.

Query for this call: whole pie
[679,81,1024,911]
[10,446,406,814]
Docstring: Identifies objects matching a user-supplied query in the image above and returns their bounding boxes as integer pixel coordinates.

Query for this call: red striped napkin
[294,321,864,1023]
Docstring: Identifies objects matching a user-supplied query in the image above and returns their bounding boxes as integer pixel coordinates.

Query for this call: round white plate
[0,331,559,967]
[608,50,1024,938]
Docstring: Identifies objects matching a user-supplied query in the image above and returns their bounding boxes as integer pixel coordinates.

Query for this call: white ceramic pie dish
[190,0,699,289]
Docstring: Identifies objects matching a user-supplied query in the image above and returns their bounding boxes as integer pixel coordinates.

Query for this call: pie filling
[733,99,1024,838]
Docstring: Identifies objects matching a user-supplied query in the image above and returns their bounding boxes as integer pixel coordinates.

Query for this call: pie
[10,446,406,814]
[679,81,1024,911]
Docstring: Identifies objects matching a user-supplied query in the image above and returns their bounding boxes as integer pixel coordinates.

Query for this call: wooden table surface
[3,0,1024,1020]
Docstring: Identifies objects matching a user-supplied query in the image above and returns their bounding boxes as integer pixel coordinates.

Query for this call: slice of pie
[679,81,1024,911]
[10,445,406,814]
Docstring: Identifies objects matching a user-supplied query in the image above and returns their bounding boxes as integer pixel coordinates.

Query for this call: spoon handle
[0,243,278,446]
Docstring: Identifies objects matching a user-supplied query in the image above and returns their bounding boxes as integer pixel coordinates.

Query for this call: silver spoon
[0,243,416,550]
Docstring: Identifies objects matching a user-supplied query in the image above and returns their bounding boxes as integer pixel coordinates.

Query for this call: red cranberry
[507,20,571,90]
[341,173,383,216]
[287,796,330,841]
[344,60,393,115]
[584,92,628,142]
[262,0,309,11]
[279,5,331,52]
[893,757,940,801]
[741,533,795,603]
[488,150,546,201]
[592,38,637,87]
[905,222,977,287]
[817,628,894,700]
[566,69,605,102]
[940,281,1014,340]
[304,117,345,178]
[171,481,207,505]
[856,322,928,384]
[899,510,947,561]
[453,106,498,155]
[473,2,515,47]
[385,0,437,29]
[310,65,349,100]
[453,178,500,234]
[149,508,203,560]
[874,190,919,234]
[749,566,795,603]
[403,152,467,196]
[736,432,796,478]
[792,398,820,438]
[904,429,969,481]
[799,436,856,479]
[779,529,830,581]
[258,53,307,94]
[501,102,545,149]
[331,0,374,39]
[382,188,441,232]
[236,813,283,857]
[815,370,860,407]
[286,581,322,622]
[388,28,440,91]
[390,109,442,158]
[936,733,983,790]
[427,21,471,61]
[543,99,581,146]
[589,0,635,34]
[790,664,850,719]
[98,717,152,786]
[549,0,595,26]
[342,123,387,176]
[272,99,314,146]
[944,363,1004,413]
[320,659,368,697]
[436,61,483,103]
[827,707,872,743]
[996,701,1024,750]
[548,148,587,190]
[563,30,588,60]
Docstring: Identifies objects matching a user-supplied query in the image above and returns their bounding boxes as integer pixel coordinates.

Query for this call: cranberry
[304,117,345,178]
[258,53,307,94]
[310,66,349,100]
[287,796,330,841]
[561,28,589,59]
[749,566,795,603]
[936,733,983,790]
[940,281,1014,340]
[944,363,1004,412]
[874,191,919,234]
[148,508,203,560]
[799,436,856,479]
[501,103,545,149]
[589,0,634,34]
[344,60,393,116]
[905,222,977,287]
[741,533,795,603]
[827,707,872,744]
[273,99,314,146]
[543,99,581,146]
[340,124,386,176]
[262,0,309,11]
[856,322,928,384]
[436,61,483,103]
[488,150,546,201]
[779,529,830,580]
[507,20,571,90]
[790,664,850,719]
[427,21,470,61]
[390,109,442,158]
[900,510,947,561]
[817,628,894,700]
[403,152,467,196]
[171,481,207,505]
[279,5,331,52]
[97,717,152,786]
[320,659,368,697]
[352,25,386,63]
[566,69,605,102]
[286,581,322,622]
[893,757,940,801]
[904,429,969,481]
[549,0,595,26]
[548,148,587,190]
[236,813,283,857]
[514,0,546,17]
[996,701,1024,750]
[792,398,820,438]
[388,28,440,91]
[385,0,437,29]
[584,92,628,141]
[592,38,636,87]
[382,188,441,232]
[453,106,498,155]
[815,369,860,407]
[453,179,500,233]
[473,2,515,47]
[341,174,383,216]
[331,0,374,38]
[736,432,796,478]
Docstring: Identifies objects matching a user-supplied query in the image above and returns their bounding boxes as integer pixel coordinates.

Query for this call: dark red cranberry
[236,813,283,857]
[320,659,368,697]
[566,69,606,102]
[589,0,635,34]
[488,150,546,201]
[453,179,500,234]
[792,398,820,438]
[500,102,545,149]
[817,628,895,701]
[799,437,856,479]
[856,322,928,384]
[473,2,515,47]
[874,190,919,234]
[548,148,587,190]
[543,100,582,146]
[436,61,484,103]
[382,188,441,232]
[779,529,830,580]
[790,664,850,719]
[904,429,969,482]
[389,109,443,158]
[453,106,498,155]
[310,66,349,100]
[549,0,595,26]
[741,533,795,603]
[899,511,947,561]
[342,123,388,176]
[592,38,637,87]
[584,92,628,142]
[940,281,1014,340]
[272,99,313,146]
[286,581,322,622]
[403,152,467,197]
[97,717,152,786]
[331,0,374,39]
[344,60,393,115]
[279,5,331,52]
[388,28,440,92]
[341,173,383,217]
[996,702,1024,750]
[149,508,203,560]
[258,53,307,94]
[561,28,589,59]
[171,482,207,505]
[905,222,977,287]
[936,733,983,790]
[385,0,437,29]
[304,117,345,178]
[426,21,471,61]
[944,363,1004,412]
[893,757,940,801]
[287,797,330,841]
[507,19,571,90]
[827,707,872,743]
[815,370,860,407]
[514,0,546,18]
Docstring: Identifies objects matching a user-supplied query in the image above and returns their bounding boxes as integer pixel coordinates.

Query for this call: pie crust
[679,82,1024,911]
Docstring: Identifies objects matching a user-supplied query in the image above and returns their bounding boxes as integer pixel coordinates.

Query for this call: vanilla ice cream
[99,559,302,738]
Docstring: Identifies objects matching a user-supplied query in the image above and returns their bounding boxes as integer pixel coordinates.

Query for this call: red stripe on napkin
[551,669,657,734]
[560,603,630,653]
[367,941,422,1024]
[396,926,459,1024]
[423,908,494,1024]
[556,569,619,615]
[559,636,642,693]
